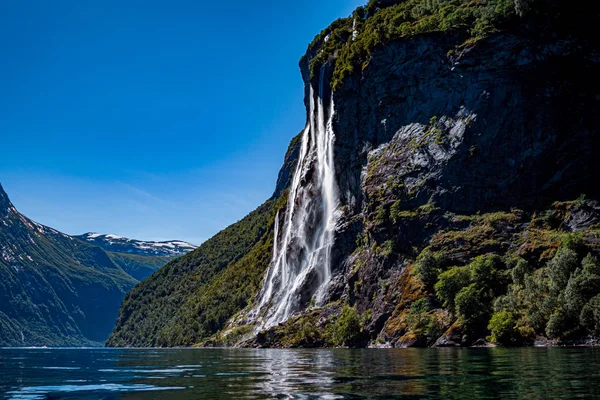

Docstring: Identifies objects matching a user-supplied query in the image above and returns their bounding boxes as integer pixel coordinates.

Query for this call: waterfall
[252,68,340,329]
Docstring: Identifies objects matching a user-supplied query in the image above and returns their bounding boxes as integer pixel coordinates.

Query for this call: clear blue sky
[0,0,364,244]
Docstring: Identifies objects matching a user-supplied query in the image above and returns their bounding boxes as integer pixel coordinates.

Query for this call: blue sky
[0,0,364,244]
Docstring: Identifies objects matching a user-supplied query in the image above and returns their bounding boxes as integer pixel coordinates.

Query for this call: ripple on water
[6,383,185,399]
[98,367,198,374]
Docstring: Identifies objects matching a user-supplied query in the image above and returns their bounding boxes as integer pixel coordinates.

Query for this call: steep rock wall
[248,10,600,347]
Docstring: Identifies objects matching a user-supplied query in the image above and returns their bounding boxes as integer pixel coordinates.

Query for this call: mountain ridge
[0,183,187,346]
[77,233,196,257]
[0,183,136,346]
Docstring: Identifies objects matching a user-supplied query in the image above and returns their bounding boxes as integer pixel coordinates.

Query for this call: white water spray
[252,68,340,329]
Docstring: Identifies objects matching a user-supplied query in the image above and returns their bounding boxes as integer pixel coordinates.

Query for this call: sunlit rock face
[331,31,599,215]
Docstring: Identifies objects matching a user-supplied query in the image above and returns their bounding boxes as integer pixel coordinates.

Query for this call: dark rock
[433,335,462,348]
[329,31,599,217]
[433,323,465,347]
[273,132,303,198]
[471,339,495,348]
[533,336,559,347]
[395,334,427,348]
[565,201,600,231]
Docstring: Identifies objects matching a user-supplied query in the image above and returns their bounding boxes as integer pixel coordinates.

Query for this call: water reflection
[1,348,600,399]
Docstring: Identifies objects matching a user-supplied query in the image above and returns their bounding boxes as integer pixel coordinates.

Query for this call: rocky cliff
[248,0,600,348]
[109,0,600,348]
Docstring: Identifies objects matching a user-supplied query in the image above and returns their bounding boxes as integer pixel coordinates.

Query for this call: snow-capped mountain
[76,233,197,257]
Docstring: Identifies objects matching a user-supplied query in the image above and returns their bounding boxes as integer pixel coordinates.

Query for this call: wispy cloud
[120,182,176,207]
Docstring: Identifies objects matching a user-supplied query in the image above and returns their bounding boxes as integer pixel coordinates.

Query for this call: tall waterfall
[252,68,340,329]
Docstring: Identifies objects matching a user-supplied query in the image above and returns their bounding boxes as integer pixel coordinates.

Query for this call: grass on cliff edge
[304,0,531,90]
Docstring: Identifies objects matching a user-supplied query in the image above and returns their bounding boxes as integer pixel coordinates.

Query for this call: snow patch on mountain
[77,233,197,257]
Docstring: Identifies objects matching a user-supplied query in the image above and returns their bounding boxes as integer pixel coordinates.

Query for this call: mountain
[76,233,196,257]
[108,0,600,348]
[0,184,138,346]
[76,233,196,281]
[0,184,192,346]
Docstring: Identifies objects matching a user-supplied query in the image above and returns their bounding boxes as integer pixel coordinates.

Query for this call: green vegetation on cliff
[305,0,528,89]
[368,199,600,347]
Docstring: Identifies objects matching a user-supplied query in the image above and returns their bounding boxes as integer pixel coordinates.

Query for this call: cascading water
[251,68,340,329]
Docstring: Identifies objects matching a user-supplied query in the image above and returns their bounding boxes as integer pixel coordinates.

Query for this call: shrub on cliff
[405,298,445,341]
[435,254,504,315]
[435,266,470,312]
[581,295,600,335]
[332,306,363,346]
[414,248,444,289]
[548,247,579,290]
[488,311,518,344]
[455,283,488,326]
[492,246,600,341]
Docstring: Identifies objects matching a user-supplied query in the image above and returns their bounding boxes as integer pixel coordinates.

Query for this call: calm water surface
[1,347,600,399]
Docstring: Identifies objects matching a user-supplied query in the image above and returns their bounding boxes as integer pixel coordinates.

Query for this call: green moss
[381,240,396,257]
[374,206,388,224]
[481,211,521,228]
[354,279,364,293]
[390,201,438,223]
[426,116,446,145]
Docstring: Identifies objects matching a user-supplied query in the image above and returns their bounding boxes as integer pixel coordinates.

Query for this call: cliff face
[248,3,600,347]
[322,23,599,296]
[109,1,600,348]
[331,31,598,215]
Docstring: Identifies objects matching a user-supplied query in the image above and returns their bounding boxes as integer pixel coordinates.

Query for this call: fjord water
[253,66,340,329]
[2,348,600,399]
